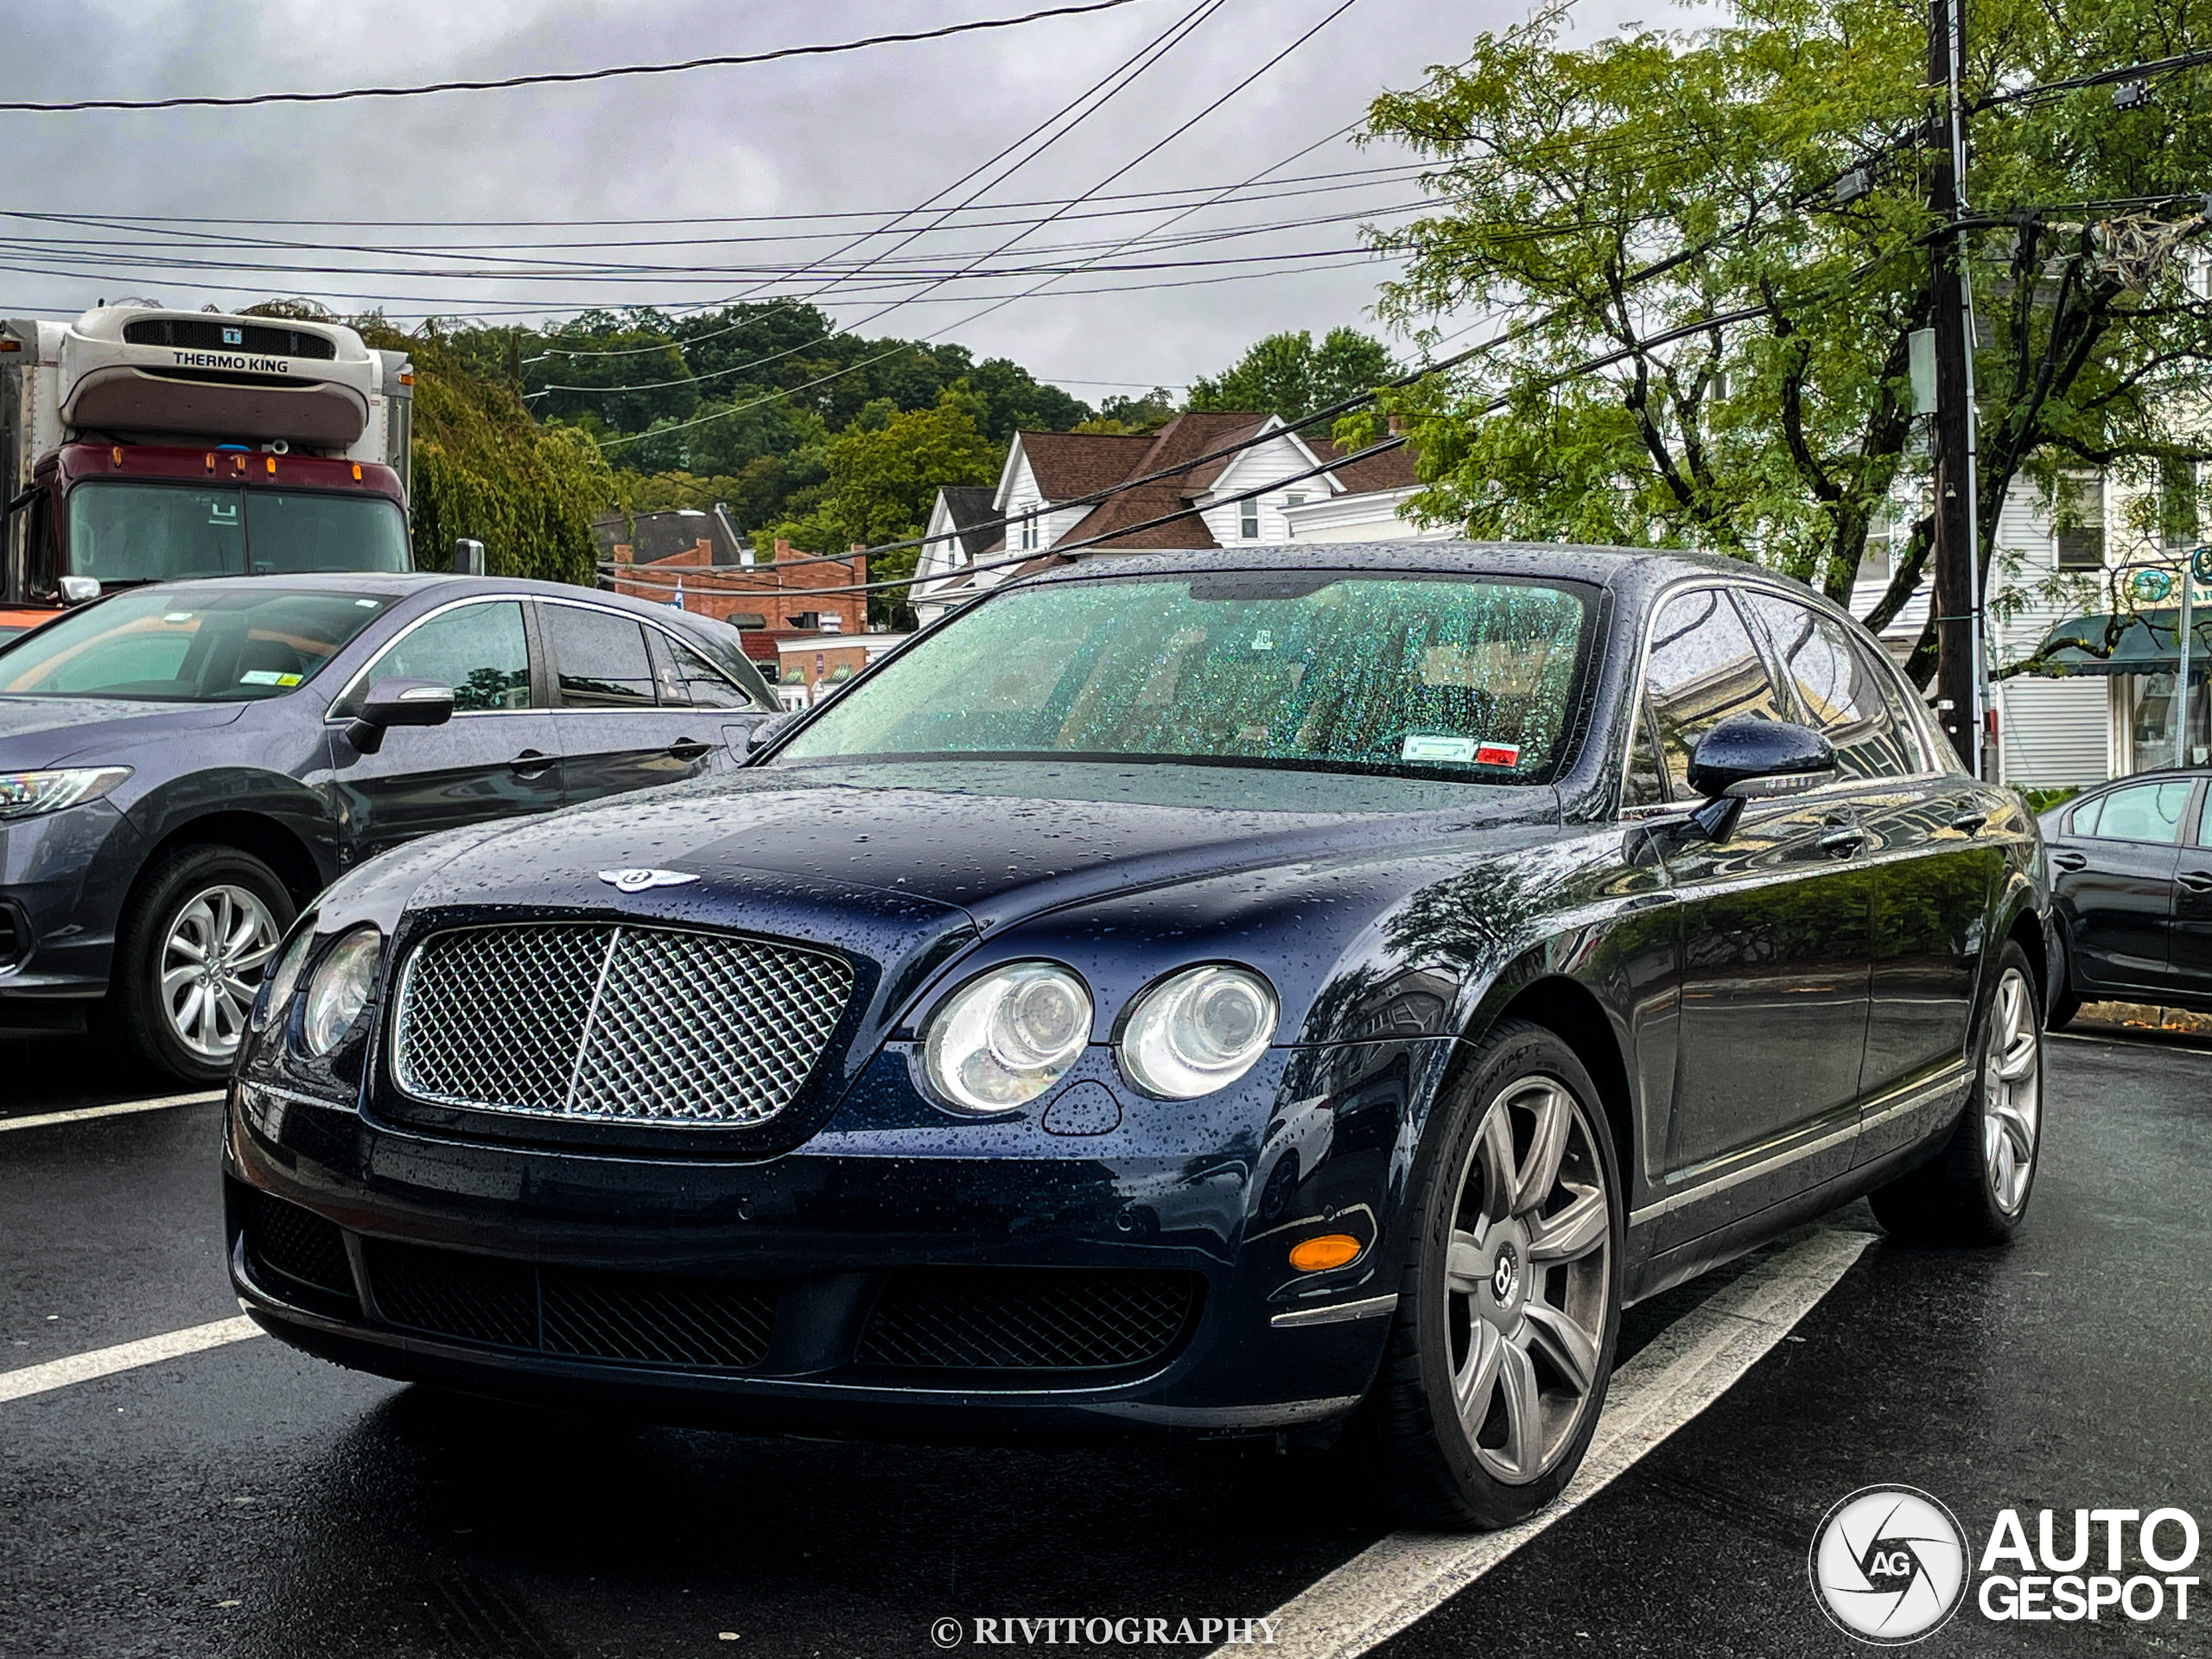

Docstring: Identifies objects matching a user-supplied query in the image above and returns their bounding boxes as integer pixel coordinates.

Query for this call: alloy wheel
[159,883,280,1063]
[1443,1076,1612,1484]
[1982,966,2041,1214]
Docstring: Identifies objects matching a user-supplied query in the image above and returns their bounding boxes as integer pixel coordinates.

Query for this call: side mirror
[344,677,454,755]
[58,575,100,605]
[1684,715,1835,842]
[745,713,793,754]
[452,537,487,576]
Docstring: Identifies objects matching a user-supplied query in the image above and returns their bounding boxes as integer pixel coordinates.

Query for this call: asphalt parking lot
[3,1026,2207,1659]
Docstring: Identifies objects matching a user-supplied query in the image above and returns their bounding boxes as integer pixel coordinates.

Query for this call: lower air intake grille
[244,1190,354,1298]
[857,1268,1200,1371]
[0,904,22,970]
[363,1241,774,1369]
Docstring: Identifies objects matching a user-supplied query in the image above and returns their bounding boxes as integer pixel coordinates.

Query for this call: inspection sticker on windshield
[1402,734,1478,763]
[1474,741,1520,766]
[238,671,302,687]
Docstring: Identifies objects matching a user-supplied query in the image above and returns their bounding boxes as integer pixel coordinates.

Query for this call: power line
[0,3,1139,113]
[597,0,1372,452]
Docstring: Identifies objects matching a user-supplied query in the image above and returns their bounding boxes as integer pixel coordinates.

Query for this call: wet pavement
[2,1030,2206,1659]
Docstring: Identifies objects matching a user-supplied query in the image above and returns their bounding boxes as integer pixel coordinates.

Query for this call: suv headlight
[302,926,382,1055]
[924,962,1092,1113]
[1119,965,1277,1098]
[0,767,130,820]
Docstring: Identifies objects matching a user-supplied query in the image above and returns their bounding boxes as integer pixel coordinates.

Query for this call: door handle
[510,749,555,779]
[1816,825,1867,858]
[2050,850,2088,872]
[2179,870,2212,893]
[1950,810,1987,836]
[666,740,714,762]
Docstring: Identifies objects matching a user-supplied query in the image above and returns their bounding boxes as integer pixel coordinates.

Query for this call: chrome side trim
[1268,1294,1398,1330]
[1629,1059,1970,1228]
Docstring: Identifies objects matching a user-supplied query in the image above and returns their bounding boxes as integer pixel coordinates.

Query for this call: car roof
[1023,539,1830,612]
[115,571,723,630]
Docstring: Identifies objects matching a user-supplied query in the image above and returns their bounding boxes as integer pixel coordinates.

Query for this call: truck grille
[392,923,853,1127]
[857,1268,1201,1371]
[122,316,338,360]
[364,1241,775,1369]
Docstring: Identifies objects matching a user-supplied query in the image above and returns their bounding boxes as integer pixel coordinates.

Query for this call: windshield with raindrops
[777,572,1593,782]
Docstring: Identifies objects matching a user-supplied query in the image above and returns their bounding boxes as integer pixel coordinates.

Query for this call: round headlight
[1119,965,1277,1098]
[924,962,1092,1113]
[254,922,317,1032]
[302,926,382,1055]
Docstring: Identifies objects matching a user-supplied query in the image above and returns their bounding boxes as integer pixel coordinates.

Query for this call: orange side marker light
[1288,1234,1363,1273]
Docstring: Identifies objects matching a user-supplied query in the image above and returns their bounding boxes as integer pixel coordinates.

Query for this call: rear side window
[1738,592,1919,779]
[543,604,655,707]
[2082,780,2192,844]
[647,630,756,709]
[1639,588,1793,798]
[344,600,531,715]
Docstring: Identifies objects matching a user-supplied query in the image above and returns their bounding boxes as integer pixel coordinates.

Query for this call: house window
[1239,503,1261,540]
[1284,493,1305,508]
[2056,475,2105,569]
[1020,517,1038,550]
[2160,457,2201,552]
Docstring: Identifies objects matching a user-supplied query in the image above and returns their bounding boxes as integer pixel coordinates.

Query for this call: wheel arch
[1467,971,1638,1204]
[130,810,329,916]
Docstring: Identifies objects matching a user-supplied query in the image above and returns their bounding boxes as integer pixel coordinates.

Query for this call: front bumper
[225,1036,1452,1440]
[0,800,140,1018]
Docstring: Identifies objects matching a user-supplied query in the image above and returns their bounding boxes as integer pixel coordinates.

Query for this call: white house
[910,411,1428,624]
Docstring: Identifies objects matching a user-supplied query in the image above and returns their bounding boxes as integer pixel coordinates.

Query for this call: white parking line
[0,1090,223,1135]
[0,1315,264,1407]
[1238,1227,1875,1659]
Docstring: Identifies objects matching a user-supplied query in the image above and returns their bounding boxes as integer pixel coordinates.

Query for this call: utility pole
[1927,0,1984,772]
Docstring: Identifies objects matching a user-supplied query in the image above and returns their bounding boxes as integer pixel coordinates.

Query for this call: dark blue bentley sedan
[224,543,2049,1529]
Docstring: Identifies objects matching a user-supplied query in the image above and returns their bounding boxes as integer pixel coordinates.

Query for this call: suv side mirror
[58,575,100,605]
[745,712,793,754]
[344,677,455,754]
[1684,715,1835,842]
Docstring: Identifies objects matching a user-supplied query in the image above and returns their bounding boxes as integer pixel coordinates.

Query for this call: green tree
[757,386,1003,628]
[1188,327,1397,423]
[356,321,613,584]
[1351,0,2212,680]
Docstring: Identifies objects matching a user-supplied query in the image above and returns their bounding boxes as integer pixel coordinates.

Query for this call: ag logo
[1809,1486,1969,1643]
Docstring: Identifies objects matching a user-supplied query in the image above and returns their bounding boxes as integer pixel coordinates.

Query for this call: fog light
[1287,1234,1362,1272]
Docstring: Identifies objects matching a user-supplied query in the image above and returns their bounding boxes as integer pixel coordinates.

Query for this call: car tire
[1868,940,2043,1246]
[106,845,295,1084]
[1357,1020,1623,1529]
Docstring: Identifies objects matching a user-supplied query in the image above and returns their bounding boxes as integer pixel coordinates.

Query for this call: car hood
[397,759,1560,933]
[0,696,250,766]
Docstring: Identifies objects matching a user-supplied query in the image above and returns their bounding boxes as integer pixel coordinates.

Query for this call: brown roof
[1058,410,1270,550]
[1016,430,1154,500]
[1327,435,1420,495]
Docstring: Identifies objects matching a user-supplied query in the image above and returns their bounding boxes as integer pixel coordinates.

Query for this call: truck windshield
[67,481,410,584]
[0,587,392,702]
[776,572,1594,783]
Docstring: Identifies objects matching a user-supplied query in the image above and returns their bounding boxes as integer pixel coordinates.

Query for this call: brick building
[594,507,867,675]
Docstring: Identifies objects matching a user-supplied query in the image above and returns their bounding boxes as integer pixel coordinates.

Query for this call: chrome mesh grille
[393,923,853,1127]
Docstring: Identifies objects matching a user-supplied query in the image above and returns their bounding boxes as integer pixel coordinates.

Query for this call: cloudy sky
[0,0,1659,393]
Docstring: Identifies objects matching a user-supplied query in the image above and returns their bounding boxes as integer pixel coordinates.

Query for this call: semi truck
[1,305,416,640]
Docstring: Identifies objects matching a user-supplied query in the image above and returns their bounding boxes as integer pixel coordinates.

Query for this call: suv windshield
[67,481,410,584]
[778,572,1593,782]
[0,587,392,702]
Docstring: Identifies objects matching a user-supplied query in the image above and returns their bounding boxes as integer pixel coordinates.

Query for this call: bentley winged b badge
[597,868,700,894]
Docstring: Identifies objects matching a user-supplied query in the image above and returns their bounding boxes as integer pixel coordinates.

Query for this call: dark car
[0,573,777,1080]
[2037,767,2212,1025]
[225,543,2047,1529]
